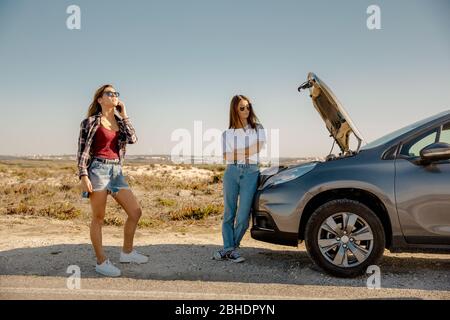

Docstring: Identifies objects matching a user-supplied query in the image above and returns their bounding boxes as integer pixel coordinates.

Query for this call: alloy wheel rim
[317,212,374,268]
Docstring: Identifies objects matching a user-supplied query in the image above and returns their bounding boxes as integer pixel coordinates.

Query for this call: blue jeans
[222,164,260,252]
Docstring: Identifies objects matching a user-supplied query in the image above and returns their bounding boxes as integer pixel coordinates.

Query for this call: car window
[361,111,449,150]
[400,129,438,157]
[439,122,450,144]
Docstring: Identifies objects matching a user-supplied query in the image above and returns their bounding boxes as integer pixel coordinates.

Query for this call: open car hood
[299,72,364,153]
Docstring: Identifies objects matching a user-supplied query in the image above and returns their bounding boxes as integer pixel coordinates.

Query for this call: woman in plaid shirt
[77,84,148,277]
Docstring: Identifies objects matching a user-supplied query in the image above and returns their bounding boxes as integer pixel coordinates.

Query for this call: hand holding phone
[115,100,127,118]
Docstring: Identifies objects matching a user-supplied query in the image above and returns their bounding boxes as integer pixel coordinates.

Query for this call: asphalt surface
[1,217,449,300]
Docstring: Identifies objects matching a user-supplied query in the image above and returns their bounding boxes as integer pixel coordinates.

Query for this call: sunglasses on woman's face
[239,104,251,111]
[103,91,120,98]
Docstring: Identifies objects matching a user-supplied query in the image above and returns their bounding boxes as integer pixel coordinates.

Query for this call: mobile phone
[81,191,90,199]
[115,104,122,113]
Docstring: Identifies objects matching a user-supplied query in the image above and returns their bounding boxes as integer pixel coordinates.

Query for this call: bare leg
[89,190,108,264]
[112,189,142,253]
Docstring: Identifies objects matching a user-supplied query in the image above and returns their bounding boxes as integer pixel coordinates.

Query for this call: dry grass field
[0,159,227,231]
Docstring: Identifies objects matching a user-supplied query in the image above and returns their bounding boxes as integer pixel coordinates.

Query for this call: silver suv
[251,72,450,277]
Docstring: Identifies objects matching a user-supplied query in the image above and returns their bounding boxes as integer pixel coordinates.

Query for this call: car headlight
[261,162,317,189]
[260,166,285,176]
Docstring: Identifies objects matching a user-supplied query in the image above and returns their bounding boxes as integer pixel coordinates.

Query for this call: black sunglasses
[239,104,251,111]
[103,91,120,98]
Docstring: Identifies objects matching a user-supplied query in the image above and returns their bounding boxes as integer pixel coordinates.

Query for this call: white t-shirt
[222,124,266,164]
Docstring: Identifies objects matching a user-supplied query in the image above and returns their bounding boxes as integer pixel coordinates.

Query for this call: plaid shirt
[77,112,138,179]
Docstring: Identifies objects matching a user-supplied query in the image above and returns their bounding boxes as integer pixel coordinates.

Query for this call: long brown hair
[228,94,260,129]
[87,84,114,117]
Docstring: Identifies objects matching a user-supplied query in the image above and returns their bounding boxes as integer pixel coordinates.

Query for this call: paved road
[1,218,449,300]
[1,275,449,300]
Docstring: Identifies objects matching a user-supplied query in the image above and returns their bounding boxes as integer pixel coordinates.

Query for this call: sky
[0,0,449,158]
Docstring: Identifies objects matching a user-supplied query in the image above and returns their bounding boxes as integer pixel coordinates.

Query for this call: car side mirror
[420,142,450,163]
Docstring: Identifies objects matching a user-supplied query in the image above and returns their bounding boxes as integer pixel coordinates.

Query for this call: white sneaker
[95,259,121,277]
[120,250,149,264]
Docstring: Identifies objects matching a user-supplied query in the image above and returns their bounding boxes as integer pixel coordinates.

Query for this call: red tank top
[91,125,120,159]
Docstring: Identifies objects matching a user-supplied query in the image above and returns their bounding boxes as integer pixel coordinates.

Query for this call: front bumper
[250,209,299,247]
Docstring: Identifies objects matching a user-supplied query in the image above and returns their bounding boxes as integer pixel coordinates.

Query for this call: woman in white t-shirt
[213,95,266,263]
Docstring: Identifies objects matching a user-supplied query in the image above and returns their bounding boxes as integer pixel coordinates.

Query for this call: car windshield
[360,111,449,150]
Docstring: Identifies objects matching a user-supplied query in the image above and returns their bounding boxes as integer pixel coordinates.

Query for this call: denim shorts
[88,157,130,196]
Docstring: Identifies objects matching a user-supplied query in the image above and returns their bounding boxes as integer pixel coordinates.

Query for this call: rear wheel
[305,199,385,277]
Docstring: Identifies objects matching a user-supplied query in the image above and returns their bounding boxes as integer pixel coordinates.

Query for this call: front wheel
[305,199,385,278]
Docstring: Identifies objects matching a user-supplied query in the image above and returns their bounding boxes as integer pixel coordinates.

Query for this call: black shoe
[226,250,245,263]
[212,249,228,261]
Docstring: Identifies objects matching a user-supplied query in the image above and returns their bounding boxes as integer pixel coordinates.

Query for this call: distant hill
[0,154,323,165]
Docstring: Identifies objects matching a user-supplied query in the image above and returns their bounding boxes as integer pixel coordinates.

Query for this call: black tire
[305,199,385,278]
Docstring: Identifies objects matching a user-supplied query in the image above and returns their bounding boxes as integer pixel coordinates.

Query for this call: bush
[211,171,224,184]
[157,197,177,207]
[138,218,162,228]
[103,216,124,226]
[6,202,36,215]
[170,203,223,221]
[39,202,81,220]
[6,201,81,220]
